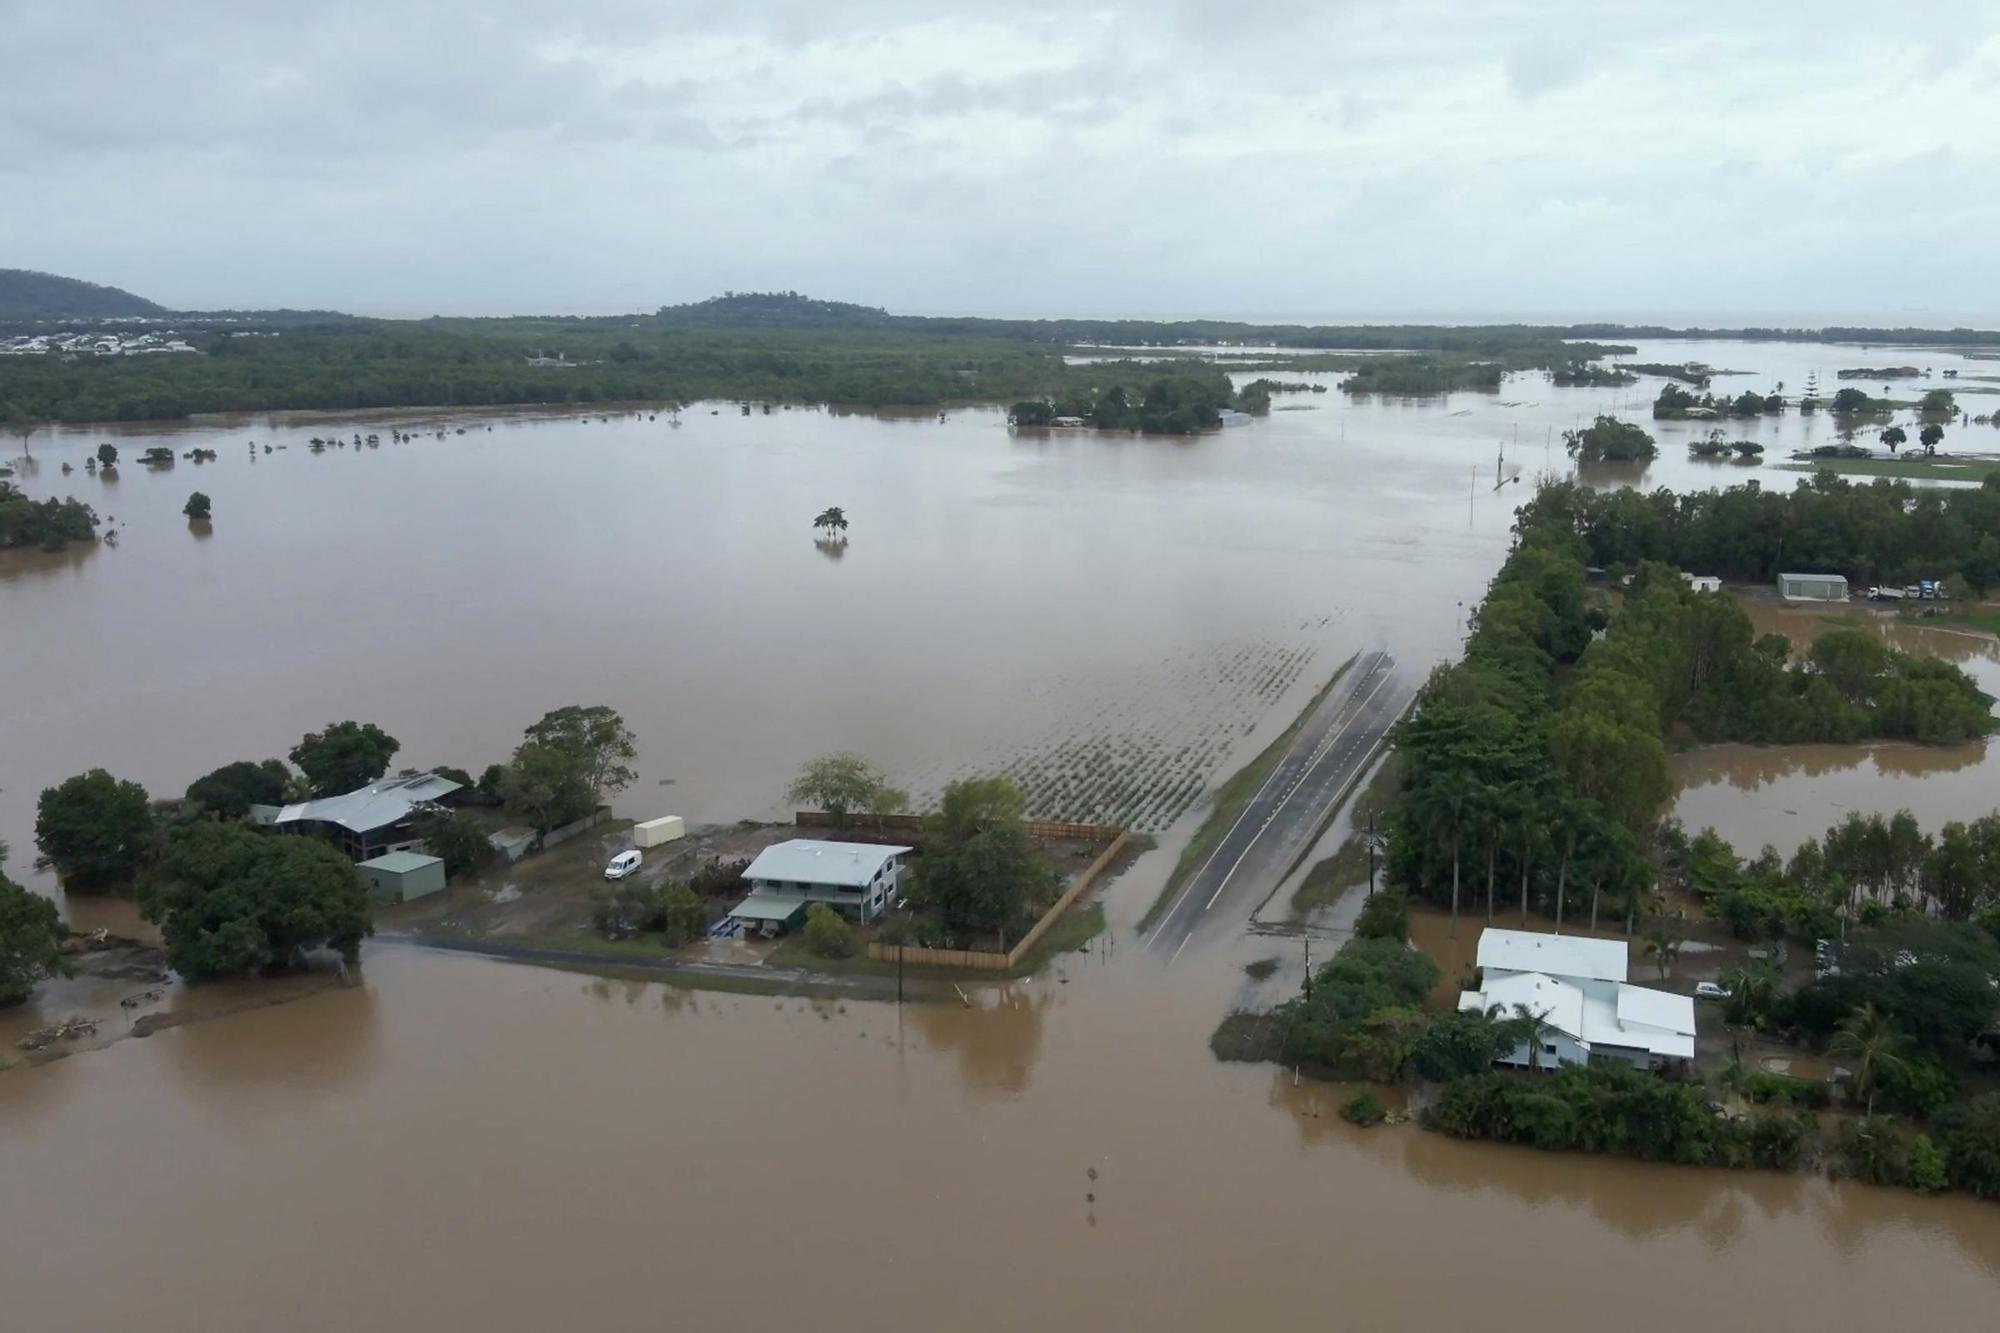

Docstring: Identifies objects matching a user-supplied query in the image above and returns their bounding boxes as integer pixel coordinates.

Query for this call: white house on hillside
[1458,927,1696,1071]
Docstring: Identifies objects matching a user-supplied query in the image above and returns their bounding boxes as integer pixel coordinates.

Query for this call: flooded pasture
[1671,602,2000,854]
[6,341,2000,1330]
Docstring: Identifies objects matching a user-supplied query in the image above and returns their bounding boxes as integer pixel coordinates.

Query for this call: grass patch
[1777,456,2000,483]
[1915,608,2000,638]
[1210,1011,1286,1064]
[1289,750,1403,918]
[1138,653,1358,930]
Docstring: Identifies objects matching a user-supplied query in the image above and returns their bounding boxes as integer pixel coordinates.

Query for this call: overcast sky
[5,0,1998,323]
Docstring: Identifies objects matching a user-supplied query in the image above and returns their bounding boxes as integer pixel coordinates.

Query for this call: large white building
[1457,928,1697,1071]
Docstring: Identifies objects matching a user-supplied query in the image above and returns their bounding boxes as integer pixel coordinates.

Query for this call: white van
[603,849,642,880]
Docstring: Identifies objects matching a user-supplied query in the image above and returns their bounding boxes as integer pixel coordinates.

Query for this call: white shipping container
[632,816,686,848]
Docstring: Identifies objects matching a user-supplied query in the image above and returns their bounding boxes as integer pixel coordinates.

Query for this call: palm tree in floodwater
[813,506,849,536]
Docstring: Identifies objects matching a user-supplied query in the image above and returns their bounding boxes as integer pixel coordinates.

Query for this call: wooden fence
[793,811,1124,844]
[862,828,1132,972]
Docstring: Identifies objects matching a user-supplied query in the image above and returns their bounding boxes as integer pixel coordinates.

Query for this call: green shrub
[1835,1116,1911,1187]
[1409,1008,1515,1082]
[1936,1092,2000,1197]
[1340,1092,1386,1127]
[1877,1056,1958,1120]
[801,903,858,959]
[657,885,709,947]
[1910,1134,1949,1193]
[1353,890,1410,942]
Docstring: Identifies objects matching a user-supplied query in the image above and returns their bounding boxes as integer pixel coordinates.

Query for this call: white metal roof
[743,839,911,888]
[359,851,443,873]
[272,770,462,834]
[1460,972,1584,1036]
[1476,928,1628,984]
[1461,974,1696,1060]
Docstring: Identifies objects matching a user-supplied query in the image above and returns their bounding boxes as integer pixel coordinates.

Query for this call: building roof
[1476,928,1628,984]
[728,891,811,922]
[743,839,912,888]
[1460,971,1584,1035]
[1459,974,1696,1061]
[358,850,444,874]
[1778,571,1846,582]
[272,770,463,834]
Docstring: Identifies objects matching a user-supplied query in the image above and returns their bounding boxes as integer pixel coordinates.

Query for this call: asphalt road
[1144,649,1413,961]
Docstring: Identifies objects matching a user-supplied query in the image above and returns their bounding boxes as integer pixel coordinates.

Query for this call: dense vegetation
[1539,472,2000,593]
[1674,809,2000,938]
[0,842,67,1005]
[1009,366,1239,433]
[1563,415,1658,463]
[0,268,163,319]
[138,820,371,980]
[0,291,1643,426]
[1652,383,1785,418]
[34,769,156,890]
[1550,361,1636,387]
[1339,358,1505,394]
[1385,484,1993,937]
[0,480,97,550]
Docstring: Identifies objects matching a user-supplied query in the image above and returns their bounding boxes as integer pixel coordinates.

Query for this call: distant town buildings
[0,331,200,357]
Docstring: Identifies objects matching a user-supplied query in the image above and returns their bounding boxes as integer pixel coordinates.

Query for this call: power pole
[1367,808,1377,898]
[1303,933,1313,1000]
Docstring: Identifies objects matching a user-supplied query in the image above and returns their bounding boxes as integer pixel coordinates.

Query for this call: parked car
[1694,981,1731,1001]
[604,849,643,880]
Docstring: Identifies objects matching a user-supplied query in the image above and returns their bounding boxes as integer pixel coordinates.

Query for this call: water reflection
[813,535,849,561]
[908,983,1051,1096]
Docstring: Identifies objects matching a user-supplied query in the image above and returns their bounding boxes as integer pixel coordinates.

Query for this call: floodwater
[7,942,2000,1333]
[1671,603,2000,855]
[7,341,2000,1330]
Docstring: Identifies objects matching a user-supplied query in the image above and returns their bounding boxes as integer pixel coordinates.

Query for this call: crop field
[902,615,1350,833]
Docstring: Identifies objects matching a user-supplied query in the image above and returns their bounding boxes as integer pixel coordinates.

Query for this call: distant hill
[0,269,165,319]
[653,290,894,330]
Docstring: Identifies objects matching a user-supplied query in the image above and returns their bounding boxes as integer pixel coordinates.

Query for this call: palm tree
[1829,1003,1907,1117]
[1477,793,1501,924]
[1549,795,1591,935]
[1424,772,1480,938]
[812,506,849,536]
[1511,1002,1559,1072]
[1641,913,1683,979]
[1507,783,1547,928]
[1718,962,1780,1029]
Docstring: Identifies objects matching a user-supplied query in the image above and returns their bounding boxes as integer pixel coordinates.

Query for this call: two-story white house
[727,839,912,936]
[1457,927,1697,1072]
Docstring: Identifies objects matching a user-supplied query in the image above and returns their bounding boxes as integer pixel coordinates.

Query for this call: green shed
[358,850,447,903]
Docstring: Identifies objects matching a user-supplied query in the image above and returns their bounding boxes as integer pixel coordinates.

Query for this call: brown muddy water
[7,346,2000,1330]
[8,941,2000,1333]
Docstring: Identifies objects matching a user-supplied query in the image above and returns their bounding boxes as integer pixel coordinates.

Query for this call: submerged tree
[34,768,154,891]
[812,506,849,536]
[183,490,211,521]
[0,842,69,1005]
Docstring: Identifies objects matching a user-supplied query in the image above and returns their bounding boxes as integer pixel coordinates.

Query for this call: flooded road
[7,340,2000,1330]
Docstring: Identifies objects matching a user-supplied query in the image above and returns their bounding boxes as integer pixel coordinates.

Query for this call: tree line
[1525,472,2000,593]
[1387,489,1993,939]
[0,479,96,550]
